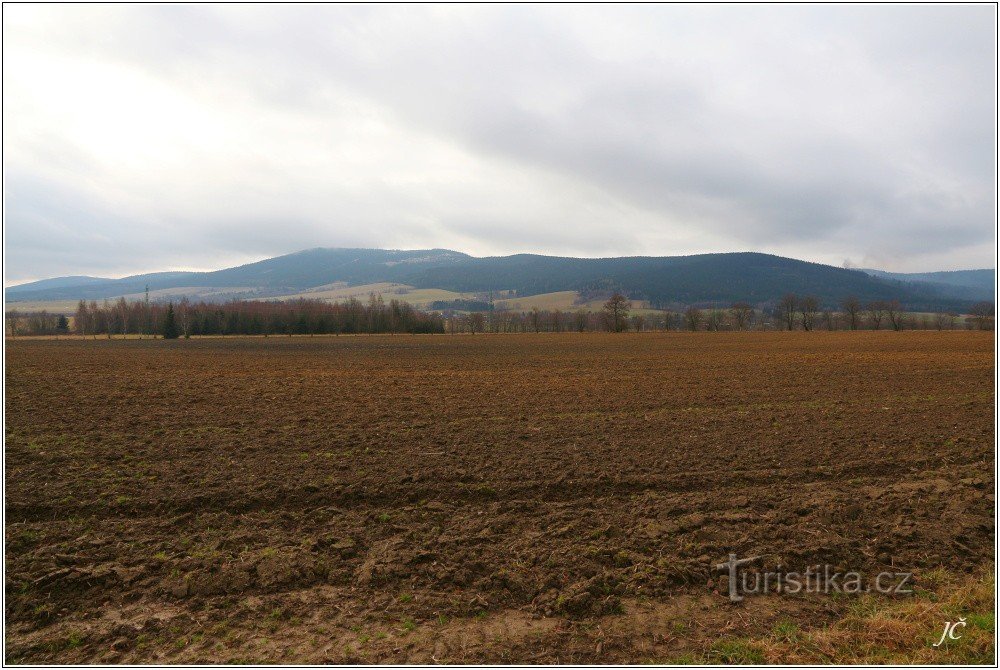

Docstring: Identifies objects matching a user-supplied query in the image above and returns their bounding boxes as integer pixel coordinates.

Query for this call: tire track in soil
[4,455,971,523]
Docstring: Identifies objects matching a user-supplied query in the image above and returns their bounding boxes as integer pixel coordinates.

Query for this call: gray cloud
[3,4,996,283]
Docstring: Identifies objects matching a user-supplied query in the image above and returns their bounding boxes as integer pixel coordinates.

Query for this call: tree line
[6,295,445,337]
[441,293,994,333]
[4,292,993,337]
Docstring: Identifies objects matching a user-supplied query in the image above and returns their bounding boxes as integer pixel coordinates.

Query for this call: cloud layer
[4,5,996,283]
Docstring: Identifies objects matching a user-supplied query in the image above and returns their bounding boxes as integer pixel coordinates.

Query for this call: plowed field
[4,332,994,663]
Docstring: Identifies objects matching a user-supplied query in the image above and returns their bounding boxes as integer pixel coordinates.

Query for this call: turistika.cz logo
[713,553,913,602]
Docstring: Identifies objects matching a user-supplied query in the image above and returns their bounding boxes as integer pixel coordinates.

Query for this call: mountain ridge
[6,248,994,311]
[860,268,994,303]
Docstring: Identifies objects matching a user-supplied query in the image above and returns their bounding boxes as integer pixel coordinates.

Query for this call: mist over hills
[6,248,994,312]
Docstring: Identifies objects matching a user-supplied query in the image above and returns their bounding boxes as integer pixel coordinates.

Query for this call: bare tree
[178,297,191,338]
[116,297,130,338]
[74,300,89,337]
[103,299,115,339]
[777,294,797,331]
[574,309,588,333]
[367,292,386,332]
[467,312,485,334]
[5,309,20,337]
[529,306,542,333]
[865,301,886,330]
[969,302,994,330]
[886,300,905,331]
[799,296,819,331]
[822,309,836,331]
[706,309,725,331]
[603,293,631,333]
[551,309,564,333]
[141,285,151,338]
[684,306,703,331]
[840,296,861,330]
[88,301,100,339]
[730,302,753,330]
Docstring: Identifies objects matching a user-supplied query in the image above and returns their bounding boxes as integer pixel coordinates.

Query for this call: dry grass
[3,299,82,315]
[494,290,670,314]
[690,565,995,665]
[265,282,411,302]
[266,283,475,307]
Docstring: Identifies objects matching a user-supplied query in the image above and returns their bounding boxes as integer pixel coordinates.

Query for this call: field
[493,291,660,314]
[4,332,995,663]
[263,283,472,307]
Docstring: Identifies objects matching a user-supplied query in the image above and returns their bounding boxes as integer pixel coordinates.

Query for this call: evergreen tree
[162,303,179,339]
[56,314,69,334]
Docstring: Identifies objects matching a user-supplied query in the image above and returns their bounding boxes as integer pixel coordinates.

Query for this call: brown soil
[4,332,994,663]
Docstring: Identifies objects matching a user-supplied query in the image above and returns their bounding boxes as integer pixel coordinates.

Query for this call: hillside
[6,248,989,312]
[5,250,470,302]
[861,268,994,302]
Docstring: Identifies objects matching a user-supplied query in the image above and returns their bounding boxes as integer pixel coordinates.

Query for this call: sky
[3,4,997,284]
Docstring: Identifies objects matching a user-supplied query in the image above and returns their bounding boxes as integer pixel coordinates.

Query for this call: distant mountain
[6,275,111,291]
[5,250,470,302]
[406,252,926,306]
[861,268,994,302]
[5,248,991,312]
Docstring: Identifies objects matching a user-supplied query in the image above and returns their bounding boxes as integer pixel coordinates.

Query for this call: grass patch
[709,638,766,664]
[676,565,994,665]
[772,619,799,642]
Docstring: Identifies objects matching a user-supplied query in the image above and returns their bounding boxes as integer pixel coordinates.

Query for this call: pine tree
[162,303,179,339]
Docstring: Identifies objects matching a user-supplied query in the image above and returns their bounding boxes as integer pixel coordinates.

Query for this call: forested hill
[405,253,938,306]
[6,248,989,311]
[861,268,994,303]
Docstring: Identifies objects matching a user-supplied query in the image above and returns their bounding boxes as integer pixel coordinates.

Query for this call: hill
[861,268,994,302]
[6,248,990,312]
[5,250,469,302]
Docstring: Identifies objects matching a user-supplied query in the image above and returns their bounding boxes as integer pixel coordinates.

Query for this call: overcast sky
[3,4,996,284]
